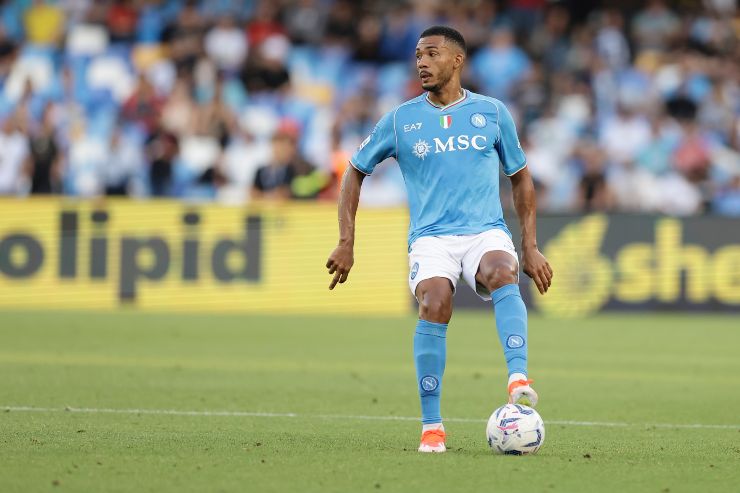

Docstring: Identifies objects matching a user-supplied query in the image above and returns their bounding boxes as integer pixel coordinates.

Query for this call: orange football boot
[508,379,539,407]
[418,428,446,453]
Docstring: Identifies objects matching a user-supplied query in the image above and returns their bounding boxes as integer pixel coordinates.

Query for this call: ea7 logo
[433,134,487,153]
[404,122,422,132]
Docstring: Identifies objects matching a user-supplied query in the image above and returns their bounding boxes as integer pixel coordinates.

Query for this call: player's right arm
[326,111,396,289]
[327,166,364,289]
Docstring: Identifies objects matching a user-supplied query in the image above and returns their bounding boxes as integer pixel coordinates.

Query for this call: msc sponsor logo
[433,134,487,153]
[412,139,431,159]
[0,210,262,302]
[411,135,488,159]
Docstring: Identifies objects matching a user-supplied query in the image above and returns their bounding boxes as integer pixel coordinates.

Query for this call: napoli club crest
[507,335,525,348]
[470,113,487,128]
[421,375,439,392]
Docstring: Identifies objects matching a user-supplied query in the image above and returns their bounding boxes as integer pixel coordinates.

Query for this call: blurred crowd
[0,0,738,215]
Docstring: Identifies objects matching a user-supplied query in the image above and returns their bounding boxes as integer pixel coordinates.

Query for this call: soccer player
[326,26,553,453]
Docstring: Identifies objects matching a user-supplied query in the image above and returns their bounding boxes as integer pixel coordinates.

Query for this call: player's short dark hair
[419,26,466,53]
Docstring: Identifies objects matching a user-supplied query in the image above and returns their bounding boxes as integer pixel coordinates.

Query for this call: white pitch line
[2,406,738,430]
[2,406,298,419]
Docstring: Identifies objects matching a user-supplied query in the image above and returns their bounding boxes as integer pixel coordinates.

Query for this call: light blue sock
[492,284,528,377]
[414,319,447,425]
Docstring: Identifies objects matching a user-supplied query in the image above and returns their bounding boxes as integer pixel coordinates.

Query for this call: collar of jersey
[424,89,468,111]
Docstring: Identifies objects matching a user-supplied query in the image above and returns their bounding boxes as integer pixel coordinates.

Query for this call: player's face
[415,36,457,92]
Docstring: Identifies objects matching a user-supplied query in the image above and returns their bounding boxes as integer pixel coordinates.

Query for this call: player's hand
[522,247,553,295]
[326,243,354,290]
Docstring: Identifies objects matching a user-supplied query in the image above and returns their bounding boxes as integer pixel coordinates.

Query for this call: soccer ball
[486,403,545,455]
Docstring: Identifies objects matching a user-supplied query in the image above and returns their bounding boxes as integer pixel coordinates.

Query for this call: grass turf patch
[1,310,739,492]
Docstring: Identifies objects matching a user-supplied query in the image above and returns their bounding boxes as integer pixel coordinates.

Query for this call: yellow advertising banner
[4,200,738,317]
[529,214,740,317]
[0,199,410,315]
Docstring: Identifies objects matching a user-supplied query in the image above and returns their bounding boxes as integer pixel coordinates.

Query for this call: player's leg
[414,277,453,452]
[408,236,462,453]
[475,250,538,406]
[460,229,538,407]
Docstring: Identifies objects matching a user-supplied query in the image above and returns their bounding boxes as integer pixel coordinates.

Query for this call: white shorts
[408,228,518,301]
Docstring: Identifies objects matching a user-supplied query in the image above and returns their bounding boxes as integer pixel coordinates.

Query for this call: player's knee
[419,291,452,323]
[482,264,518,292]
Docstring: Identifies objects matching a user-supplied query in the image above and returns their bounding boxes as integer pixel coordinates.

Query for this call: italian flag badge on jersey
[440,115,452,129]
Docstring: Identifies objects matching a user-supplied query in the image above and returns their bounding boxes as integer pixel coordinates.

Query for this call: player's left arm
[495,100,553,294]
[510,167,552,294]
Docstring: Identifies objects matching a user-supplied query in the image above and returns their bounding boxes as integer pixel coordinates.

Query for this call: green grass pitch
[1,310,739,492]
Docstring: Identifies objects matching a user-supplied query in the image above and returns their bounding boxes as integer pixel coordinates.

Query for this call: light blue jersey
[350,90,527,248]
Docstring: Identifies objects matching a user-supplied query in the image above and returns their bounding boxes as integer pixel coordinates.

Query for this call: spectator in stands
[58,0,93,28]
[563,24,593,74]
[352,15,382,63]
[145,119,178,197]
[106,0,138,44]
[322,0,355,46]
[195,76,235,148]
[217,125,271,204]
[47,67,83,143]
[136,0,170,43]
[240,34,291,94]
[714,176,740,216]
[665,96,712,186]
[247,1,286,47]
[673,122,712,184]
[631,0,681,53]
[205,16,248,73]
[105,127,143,196]
[574,141,614,212]
[65,116,107,197]
[599,103,652,166]
[595,9,630,72]
[528,4,570,73]
[161,75,197,136]
[0,0,735,214]
[0,25,17,80]
[23,0,65,47]
[471,27,531,101]
[508,0,546,36]
[26,104,61,194]
[635,117,673,176]
[121,74,164,135]
[252,140,294,201]
[378,4,419,62]
[0,115,29,195]
[283,0,325,46]
[162,0,206,74]
[699,81,737,145]
[252,120,326,200]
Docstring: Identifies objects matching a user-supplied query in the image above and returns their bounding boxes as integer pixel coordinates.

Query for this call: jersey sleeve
[494,101,527,176]
[349,110,395,175]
